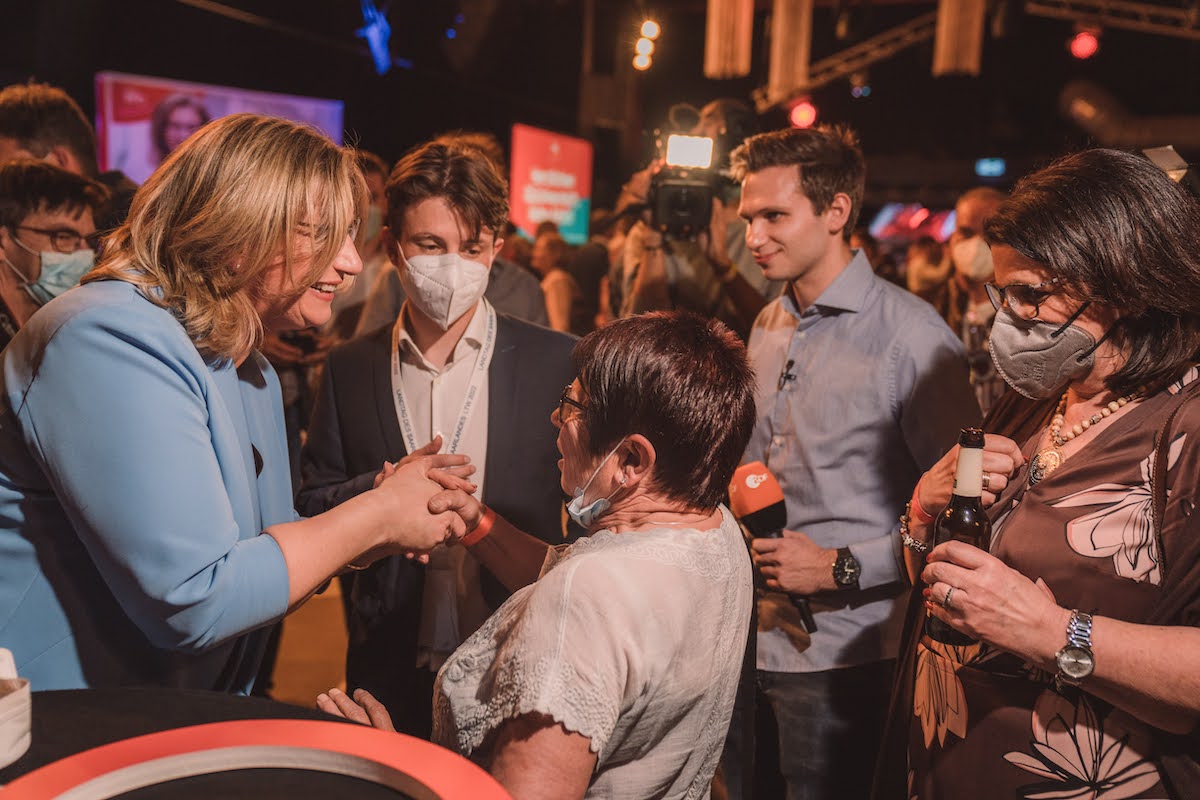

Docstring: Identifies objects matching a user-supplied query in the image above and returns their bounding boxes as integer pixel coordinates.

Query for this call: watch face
[1056,645,1095,680]
[834,553,861,586]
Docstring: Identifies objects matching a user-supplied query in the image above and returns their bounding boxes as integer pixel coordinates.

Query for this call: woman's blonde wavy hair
[85,113,365,363]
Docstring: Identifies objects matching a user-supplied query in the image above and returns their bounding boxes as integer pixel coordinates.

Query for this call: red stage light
[789,100,818,128]
[1070,30,1099,60]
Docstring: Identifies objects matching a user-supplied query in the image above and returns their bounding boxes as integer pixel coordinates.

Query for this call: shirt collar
[782,248,874,318]
[396,299,490,365]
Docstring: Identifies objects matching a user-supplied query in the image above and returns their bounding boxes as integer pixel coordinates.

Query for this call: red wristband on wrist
[909,481,934,524]
[461,506,497,549]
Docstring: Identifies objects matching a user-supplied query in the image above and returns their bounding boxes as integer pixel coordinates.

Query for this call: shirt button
[772,436,783,447]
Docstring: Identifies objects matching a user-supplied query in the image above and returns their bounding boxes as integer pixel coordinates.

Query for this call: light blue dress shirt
[747,251,980,673]
[0,281,293,692]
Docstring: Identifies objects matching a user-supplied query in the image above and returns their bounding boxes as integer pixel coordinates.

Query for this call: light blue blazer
[0,280,293,692]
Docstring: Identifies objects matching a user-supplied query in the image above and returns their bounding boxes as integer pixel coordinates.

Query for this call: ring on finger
[982,473,991,490]
[942,586,956,610]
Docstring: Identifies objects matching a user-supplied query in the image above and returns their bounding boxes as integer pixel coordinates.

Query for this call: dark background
[2,0,1198,206]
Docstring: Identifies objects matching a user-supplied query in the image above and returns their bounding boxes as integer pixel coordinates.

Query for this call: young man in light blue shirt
[721,125,980,799]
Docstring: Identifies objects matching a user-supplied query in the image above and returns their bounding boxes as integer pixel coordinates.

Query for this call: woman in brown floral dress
[876,149,1200,800]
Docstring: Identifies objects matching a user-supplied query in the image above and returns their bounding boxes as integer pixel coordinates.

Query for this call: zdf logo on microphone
[744,472,768,490]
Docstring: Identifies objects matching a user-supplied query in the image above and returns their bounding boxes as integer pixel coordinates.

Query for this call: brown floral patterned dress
[904,367,1200,800]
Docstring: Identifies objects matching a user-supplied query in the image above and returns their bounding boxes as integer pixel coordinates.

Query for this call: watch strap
[1065,609,1094,649]
[1055,609,1095,688]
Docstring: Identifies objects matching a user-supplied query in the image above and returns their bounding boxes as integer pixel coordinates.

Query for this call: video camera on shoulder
[648,133,718,240]
[645,102,747,241]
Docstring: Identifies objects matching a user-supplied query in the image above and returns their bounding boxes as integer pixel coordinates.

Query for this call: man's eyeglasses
[16,225,102,254]
[558,384,589,421]
[984,276,1063,320]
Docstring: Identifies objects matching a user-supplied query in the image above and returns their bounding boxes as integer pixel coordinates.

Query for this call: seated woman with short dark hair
[321,310,757,800]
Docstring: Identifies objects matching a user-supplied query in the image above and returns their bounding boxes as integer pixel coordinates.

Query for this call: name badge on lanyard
[390,302,497,455]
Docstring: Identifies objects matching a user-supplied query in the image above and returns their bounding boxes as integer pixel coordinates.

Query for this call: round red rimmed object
[1,718,510,800]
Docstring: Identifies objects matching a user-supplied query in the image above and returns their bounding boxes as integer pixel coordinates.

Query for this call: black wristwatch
[1054,609,1095,689]
[832,546,861,590]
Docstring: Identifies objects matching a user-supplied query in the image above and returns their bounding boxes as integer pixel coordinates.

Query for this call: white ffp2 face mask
[951,236,994,283]
[398,251,490,330]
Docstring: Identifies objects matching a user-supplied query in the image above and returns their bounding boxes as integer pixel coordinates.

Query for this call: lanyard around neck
[389,302,497,455]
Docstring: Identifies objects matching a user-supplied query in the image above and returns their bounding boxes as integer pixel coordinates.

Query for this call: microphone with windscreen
[729,462,818,634]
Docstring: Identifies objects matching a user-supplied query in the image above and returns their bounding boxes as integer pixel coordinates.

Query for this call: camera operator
[614,99,781,338]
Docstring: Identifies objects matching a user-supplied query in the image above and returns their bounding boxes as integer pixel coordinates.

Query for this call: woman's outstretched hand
[317,687,395,732]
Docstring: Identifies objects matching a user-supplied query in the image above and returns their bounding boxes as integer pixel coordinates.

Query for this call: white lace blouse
[432,506,753,799]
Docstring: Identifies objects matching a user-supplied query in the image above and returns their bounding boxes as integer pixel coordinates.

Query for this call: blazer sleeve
[12,309,290,653]
[296,352,377,517]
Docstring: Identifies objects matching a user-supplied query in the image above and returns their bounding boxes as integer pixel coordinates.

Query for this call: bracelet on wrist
[461,505,497,549]
[909,480,934,524]
[899,503,930,553]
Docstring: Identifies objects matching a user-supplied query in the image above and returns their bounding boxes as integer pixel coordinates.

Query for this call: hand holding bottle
[922,541,1069,661]
[918,432,1025,511]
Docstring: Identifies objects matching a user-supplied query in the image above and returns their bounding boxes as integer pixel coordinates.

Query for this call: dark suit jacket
[296,312,576,733]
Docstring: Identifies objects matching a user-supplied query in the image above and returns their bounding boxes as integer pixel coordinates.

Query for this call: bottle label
[953,447,984,497]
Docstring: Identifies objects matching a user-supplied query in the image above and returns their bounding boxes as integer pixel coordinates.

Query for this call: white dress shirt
[394,300,493,670]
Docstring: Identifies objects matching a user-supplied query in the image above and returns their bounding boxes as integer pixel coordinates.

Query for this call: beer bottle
[925,427,991,646]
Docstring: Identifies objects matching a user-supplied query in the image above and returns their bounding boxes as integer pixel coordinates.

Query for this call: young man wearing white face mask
[0,160,107,350]
[297,138,577,739]
[933,186,1008,416]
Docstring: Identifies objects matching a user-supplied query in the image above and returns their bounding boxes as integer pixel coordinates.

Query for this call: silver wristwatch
[1054,609,1095,688]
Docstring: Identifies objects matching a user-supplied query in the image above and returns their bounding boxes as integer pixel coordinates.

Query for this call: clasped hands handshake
[353,435,488,569]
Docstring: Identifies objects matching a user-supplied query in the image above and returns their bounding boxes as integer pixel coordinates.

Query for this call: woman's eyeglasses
[984,276,1063,320]
[558,384,589,421]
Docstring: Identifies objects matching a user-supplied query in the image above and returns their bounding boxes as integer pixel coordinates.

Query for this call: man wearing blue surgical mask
[0,159,108,349]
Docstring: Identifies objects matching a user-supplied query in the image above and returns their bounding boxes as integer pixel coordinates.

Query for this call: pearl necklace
[1028,388,1141,486]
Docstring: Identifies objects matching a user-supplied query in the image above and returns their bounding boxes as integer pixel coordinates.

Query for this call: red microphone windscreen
[729,461,784,517]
